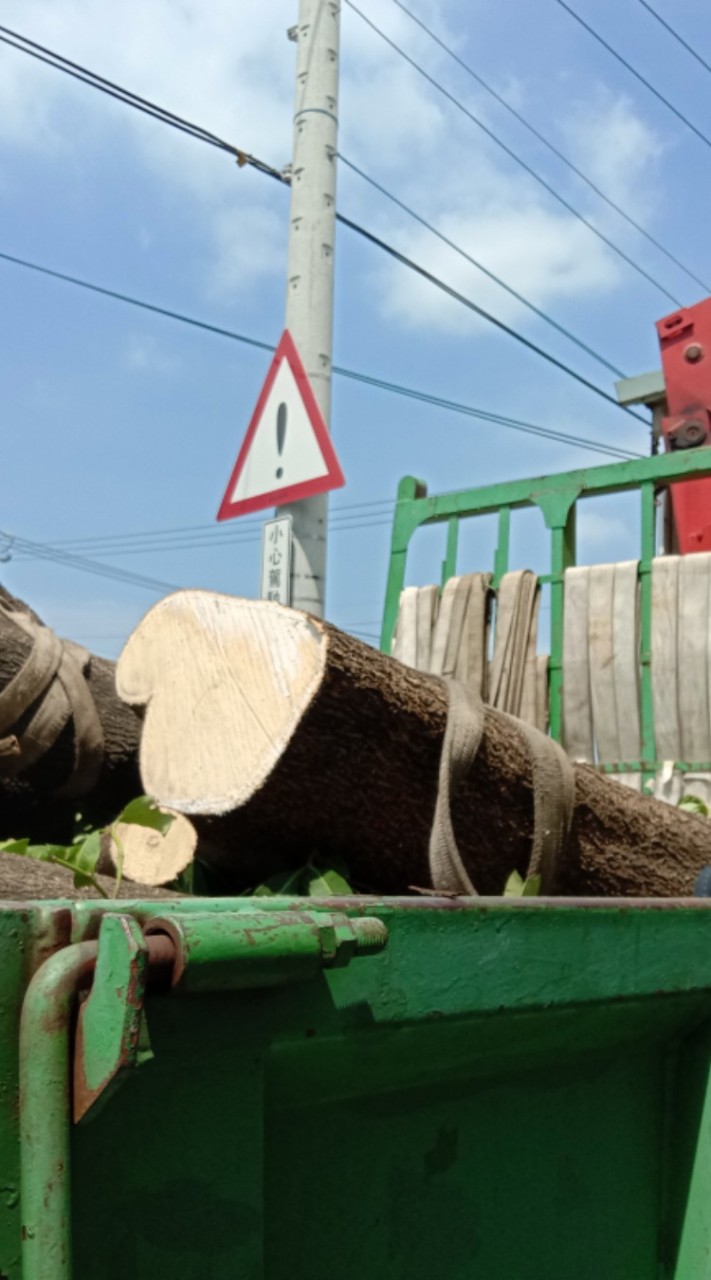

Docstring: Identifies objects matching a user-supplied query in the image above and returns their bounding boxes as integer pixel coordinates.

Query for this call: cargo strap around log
[0,603,104,797]
[429,678,575,895]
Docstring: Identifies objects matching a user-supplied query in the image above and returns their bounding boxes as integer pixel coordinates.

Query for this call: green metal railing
[380,448,711,786]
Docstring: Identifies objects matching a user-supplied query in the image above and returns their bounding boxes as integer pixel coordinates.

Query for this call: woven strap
[428,679,484,894]
[429,678,575,895]
[500,712,575,892]
[0,604,105,797]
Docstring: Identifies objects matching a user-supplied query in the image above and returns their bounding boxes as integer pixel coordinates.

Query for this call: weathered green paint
[73,914,150,1124]
[381,448,711,765]
[493,505,511,585]
[148,910,388,993]
[547,496,577,742]
[441,516,458,587]
[639,480,657,790]
[19,939,98,1280]
[380,475,426,652]
[602,761,711,775]
[3,898,711,1277]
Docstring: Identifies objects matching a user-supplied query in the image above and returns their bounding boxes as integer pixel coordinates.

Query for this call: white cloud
[372,200,620,334]
[562,90,666,222]
[0,0,667,335]
[206,202,286,299]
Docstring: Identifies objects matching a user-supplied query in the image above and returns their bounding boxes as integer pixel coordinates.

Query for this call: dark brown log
[117,592,711,897]
[0,587,142,844]
[0,849,179,901]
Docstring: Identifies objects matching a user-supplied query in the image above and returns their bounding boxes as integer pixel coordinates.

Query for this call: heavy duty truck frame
[5,304,711,1278]
[4,893,711,1279]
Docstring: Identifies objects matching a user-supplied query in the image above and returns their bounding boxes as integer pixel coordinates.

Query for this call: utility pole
[276,0,341,618]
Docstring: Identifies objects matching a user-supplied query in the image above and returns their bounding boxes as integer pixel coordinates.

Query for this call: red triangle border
[216,329,345,521]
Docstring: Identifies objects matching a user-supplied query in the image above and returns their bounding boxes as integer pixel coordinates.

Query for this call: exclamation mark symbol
[276,402,287,479]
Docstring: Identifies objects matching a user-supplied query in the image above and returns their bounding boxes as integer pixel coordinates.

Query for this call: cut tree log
[0,849,179,901]
[103,808,197,886]
[117,590,711,897]
[0,586,142,844]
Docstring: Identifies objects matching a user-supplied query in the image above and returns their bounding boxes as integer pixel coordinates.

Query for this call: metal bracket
[657,300,711,550]
[144,910,388,993]
[73,915,175,1124]
[72,910,388,1121]
[73,915,150,1124]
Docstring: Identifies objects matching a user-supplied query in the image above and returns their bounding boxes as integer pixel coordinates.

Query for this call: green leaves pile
[0,796,176,898]
[253,859,353,897]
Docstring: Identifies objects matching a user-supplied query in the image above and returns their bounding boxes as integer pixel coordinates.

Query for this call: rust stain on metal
[73,931,176,1121]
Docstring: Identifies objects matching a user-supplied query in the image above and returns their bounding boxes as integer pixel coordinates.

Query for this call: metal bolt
[684,343,704,362]
[351,918,388,956]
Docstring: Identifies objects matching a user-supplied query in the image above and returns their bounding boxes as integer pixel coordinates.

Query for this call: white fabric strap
[429,678,575,896]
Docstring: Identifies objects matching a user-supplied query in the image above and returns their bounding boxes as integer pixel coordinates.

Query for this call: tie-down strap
[428,677,575,895]
[0,602,105,798]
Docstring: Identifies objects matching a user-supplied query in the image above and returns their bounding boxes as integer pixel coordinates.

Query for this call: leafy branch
[0,796,178,896]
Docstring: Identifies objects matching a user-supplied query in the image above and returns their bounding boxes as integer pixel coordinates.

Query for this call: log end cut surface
[116,592,327,814]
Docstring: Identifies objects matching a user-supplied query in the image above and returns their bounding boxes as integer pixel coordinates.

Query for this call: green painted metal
[19,939,98,1280]
[17,906,387,1279]
[493,505,511,585]
[380,447,711,768]
[146,910,388,992]
[639,481,658,789]
[441,516,458,586]
[0,898,711,1276]
[73,915,152,1125]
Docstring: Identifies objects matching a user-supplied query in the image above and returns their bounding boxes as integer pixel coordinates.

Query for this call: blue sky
[1,0,709,657]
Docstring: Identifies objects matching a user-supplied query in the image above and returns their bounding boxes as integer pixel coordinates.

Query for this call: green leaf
[117,796,175,835]
[0,838,29,855]
[503,870,541,897]
[678,794,709,817]
[45,855,109,898]
[305,866,353,896]
[27,844,69,863]
[253,868,306,897]
[503,870,525,896]
[67,829,102,878]
[521,874,542,897]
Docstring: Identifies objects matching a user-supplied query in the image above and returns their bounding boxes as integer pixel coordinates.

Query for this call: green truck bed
[2,896,711,1278]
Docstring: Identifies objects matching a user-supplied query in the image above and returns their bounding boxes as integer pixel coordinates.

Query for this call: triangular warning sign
[217,329,345,521]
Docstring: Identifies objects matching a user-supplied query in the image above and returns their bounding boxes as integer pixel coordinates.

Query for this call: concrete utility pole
[277,0,341,618]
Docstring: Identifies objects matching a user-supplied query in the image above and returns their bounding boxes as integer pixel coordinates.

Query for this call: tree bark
[0,849,179,901]
[0,587,142,844]
[117,591,711,897]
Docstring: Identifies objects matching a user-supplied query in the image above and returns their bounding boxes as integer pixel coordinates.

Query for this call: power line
[0,249,275,353]
[344,0,681,306]
[340,154,625,379]
[0,248,649,451]
[47,497,397,551]
[0,30,654,417]
[0,24,285,182]
[636,0,711,80]
[388,0,711,297]
[554,0,711,154]
[24,501,397,556]
[12,513,397,563]
[335,368,643,456]
[2,531,179,593]
[337,216,650,423]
